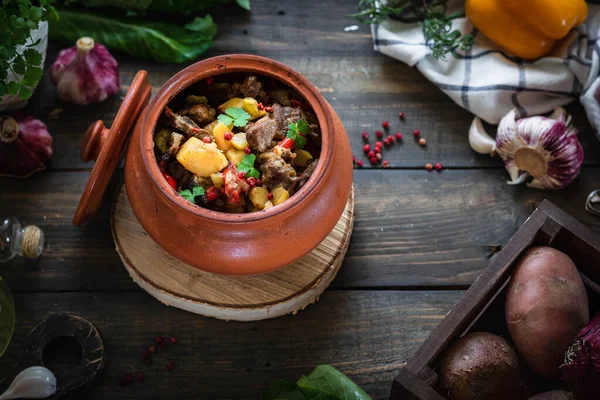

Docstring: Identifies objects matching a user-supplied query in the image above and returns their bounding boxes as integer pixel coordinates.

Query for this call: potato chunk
[212,122,234,151]
[210,173,224,188]
[249,187,269,210]
[231,132,249,150]
[218,97,244,113]
[225,148,246,166]
[292,149,313,167]
[271,186,290,206]
[243,97,266,120]
[176,137,228,177]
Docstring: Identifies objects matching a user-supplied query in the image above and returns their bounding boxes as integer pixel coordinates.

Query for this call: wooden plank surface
[0,290,462,400]
[2,168,599,293]
[25,4,600,171]
[2,0,600,399]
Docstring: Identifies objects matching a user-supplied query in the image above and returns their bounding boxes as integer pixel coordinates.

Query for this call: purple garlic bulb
[51,37,119,104]
[0,116,52,178]
[469,108,584,190]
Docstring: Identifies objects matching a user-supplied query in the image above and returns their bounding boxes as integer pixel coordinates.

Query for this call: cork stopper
[22,225,44,259]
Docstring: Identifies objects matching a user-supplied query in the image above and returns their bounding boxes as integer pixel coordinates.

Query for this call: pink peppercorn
[206,77,214,85]
[425,163,433,171]
[202,137,211,143]
[374,147,381,154]
[387,135,394,143]
[398,112,405,120]
[367,150,375,158]
[419,138,427,147]
[246,177,256,187]
[382,121,389,129]
[244,146,252,154]
[238,171,246,179]
[375,141,382,148]
[395,132,403,141]
[382,160,390,168]
[369,157,378,164]
[413,129,420,137]
[361,132,369,141]
[356,160,364,167]
[352,155,356,163]
[256,179,262,186]
[224,132,233,141]
[435,163,443,171]
[363,144,370,153]
[167,361,175,371]
[376,153,382,160]
[375,130,383,139]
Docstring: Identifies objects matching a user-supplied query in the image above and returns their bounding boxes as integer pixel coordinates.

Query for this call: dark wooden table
[2,1,600,398]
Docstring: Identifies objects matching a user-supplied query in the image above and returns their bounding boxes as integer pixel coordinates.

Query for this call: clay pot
[75,55,353,275]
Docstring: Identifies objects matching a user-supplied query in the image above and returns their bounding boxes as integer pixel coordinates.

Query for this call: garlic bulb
[51,37,119,104]
[469,108,584,190]
[0,366,56,400]
[0,116,53,178]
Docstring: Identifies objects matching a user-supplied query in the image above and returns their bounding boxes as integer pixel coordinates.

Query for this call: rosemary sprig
[348,0,474,60]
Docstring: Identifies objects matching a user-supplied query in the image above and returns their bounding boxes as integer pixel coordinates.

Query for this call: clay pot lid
[73,70,152,226]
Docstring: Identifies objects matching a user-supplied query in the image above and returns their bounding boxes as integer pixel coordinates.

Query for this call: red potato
[506,246,589,379]
[437,332,521,400]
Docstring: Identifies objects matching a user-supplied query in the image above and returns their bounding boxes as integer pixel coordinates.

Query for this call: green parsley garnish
[217,107,251,128]
[286,119,310,149]
[237,154,260,179]
[179,186,205,203]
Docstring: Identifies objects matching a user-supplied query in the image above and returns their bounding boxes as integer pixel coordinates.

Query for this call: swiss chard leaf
[262,365,371,400]
[65,0,250,13]
[49,9,218,63]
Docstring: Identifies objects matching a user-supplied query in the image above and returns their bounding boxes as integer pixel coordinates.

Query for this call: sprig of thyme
[348,0,474,60]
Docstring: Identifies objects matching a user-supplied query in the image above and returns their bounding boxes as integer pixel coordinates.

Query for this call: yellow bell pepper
[466,0,588,60]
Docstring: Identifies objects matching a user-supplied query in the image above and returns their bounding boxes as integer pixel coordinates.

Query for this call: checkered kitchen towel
[372,1,600,137]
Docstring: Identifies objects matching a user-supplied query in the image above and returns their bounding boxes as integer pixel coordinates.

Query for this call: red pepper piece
[162,172,177,189]
[279,137,295,149]
[206,186,221,202]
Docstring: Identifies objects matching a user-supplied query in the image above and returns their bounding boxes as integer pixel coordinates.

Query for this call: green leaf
[286,119,309,149]
[12,55,26,75]
[23,48,43,66]
[18,85,32,100]
[179,189,194,202]
[185,15,215,32]
[22,66,42,87]
[217,114,234,126]
[6,81,20,95]
[49,8,218,63]
[297,365,371,400]
[192,186,205,197]
[262,380,307,400]
[179,186,205,202]
[0,84,6,97]
[0,276,15,358]
[237,154,260,179]
[222,107,250,127]
[236,0,251,11]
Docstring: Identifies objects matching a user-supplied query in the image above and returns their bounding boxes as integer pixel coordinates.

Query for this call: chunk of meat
[187,104,216,126]
[297,159,318,190]
[164,106,211,140]
[259,152,298,191]
[246,116,278,152]
[267,90,291,106]
[168,161,192,184]
[230,76,266,100]
[271,103,305,136]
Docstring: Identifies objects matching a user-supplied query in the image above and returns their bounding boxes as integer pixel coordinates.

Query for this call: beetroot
[560,312,600,399]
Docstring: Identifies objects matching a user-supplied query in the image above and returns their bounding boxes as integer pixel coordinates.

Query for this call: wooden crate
[390,200,600,400]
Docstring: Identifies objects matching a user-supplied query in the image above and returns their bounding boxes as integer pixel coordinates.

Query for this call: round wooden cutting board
[110,185,354,321]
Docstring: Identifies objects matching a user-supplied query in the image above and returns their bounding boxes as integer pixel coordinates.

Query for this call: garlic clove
[51,37,119,105]
[0,116,53,178]
[468,117,497,155]
[0,366,57,400]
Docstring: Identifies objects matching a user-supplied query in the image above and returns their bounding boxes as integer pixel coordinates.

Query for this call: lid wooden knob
[81,120,109,162]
